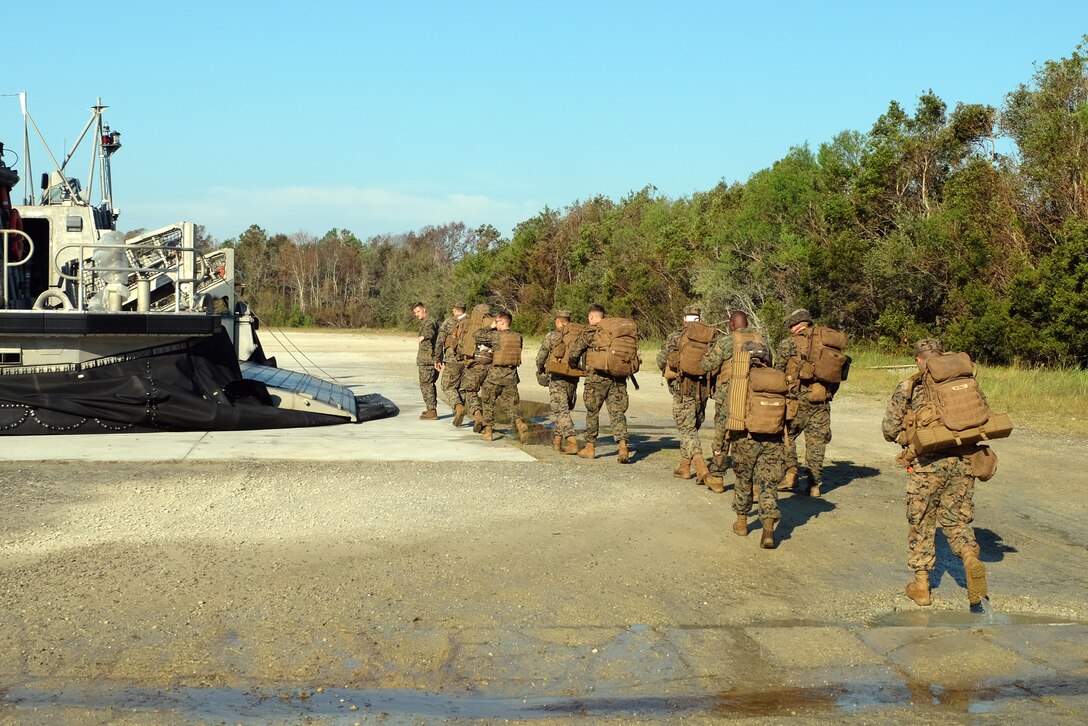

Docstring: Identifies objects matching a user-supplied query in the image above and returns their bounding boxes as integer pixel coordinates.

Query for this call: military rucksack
[908,352,1013,454]
[789,324,850,384]
[677,321,717,377]
[725,333,787,435]
[491,331,523,367]
[584,317,640,377]
[456,307,493,358]
[746,365,790,435]
[443,316,466,352]
[545,323,586,377]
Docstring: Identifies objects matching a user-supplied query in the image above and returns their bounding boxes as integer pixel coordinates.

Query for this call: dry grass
[842,346,1088,437]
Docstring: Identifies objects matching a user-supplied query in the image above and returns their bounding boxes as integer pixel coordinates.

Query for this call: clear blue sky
[5,1,1085,244]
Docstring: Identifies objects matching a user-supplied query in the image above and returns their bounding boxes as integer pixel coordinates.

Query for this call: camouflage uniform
[731,434,786,523]
[776,329,836,489]
[475,328,521,427]
[703,332,783,520]
[568,326,628,444]
[458,309,494,419]
[657,328,710,459]
[416,313,440,411]
[536,329,579,440]
[435,314,467,408]
[700,327,764,460]
[882,375,980,573]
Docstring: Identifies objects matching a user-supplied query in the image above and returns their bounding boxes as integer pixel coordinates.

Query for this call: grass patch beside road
[843,346,1088,437]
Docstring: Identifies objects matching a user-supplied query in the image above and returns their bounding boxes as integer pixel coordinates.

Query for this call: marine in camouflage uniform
[435,304,467,418]
[702,323,785,548]
[775,309,836,496]
[657,306,719,489]
[567,305,630,463]
[882,338,988,607]
[700,312,761,474]
[411,302,440,419]
[459,304,496,432]
[475,314,528,442]
[535,310,580,454]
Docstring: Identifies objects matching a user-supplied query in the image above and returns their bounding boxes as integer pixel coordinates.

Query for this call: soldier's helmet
[912,338,943,357]
[742,339,772,366]
[683,304,702,320]
[554,310,572,320]
[783,308,812,328]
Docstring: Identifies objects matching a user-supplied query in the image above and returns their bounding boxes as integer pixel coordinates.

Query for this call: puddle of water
[9,678,1083,721]
[871,609,1078,628]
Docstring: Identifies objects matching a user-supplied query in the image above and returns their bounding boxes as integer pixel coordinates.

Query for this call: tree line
[209,39,1088,367]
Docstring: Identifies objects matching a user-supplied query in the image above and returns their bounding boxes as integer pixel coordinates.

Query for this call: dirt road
[2,331,1086,723]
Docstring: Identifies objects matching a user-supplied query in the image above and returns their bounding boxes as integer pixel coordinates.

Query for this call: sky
[4,1,1086,244]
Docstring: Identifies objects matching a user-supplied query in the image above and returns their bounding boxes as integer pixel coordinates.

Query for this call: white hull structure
[0,97,394,434]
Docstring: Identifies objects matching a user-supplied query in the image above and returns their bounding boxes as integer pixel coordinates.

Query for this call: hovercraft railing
[1,229,35,309]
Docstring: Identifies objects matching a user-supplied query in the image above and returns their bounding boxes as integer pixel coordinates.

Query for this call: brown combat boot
[711,450,727,473]
[732,514,749,537]
[481,425,494,441]
[515,418,529,444]
[808,483,821,497]
[452,404,465,427]
[673,458,693,479]
[962,552,988,605]
[577,441,596,459]
[778,467,797,492]
[617,440,630,463]
[693,457,724,492]
[906,570,932,606]
[419,409,438,420]
[472,409,484,433]
[552,434,562,451]
[759,520,776,549]
[564,436,579,455]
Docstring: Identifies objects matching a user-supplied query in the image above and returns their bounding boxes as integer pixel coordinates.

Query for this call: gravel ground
[1,330,1086,724]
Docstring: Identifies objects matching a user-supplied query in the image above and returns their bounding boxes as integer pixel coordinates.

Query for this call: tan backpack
[908,352,1013,454]
[790,325,850,384]
[725,331,764,433]
[456,307,493,358]
[491,331,522,366]
[677,321,717,377]
[746,366,789,435]
[443,316,466,352]
[544,323,586,377]
[725,333,787,435]
[584,317,640,377]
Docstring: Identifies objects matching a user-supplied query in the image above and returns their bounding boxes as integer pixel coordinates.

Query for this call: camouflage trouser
[549,376,578,439]
[672,383,709,459]
[582,373,629,443]
[459,362,491,415]
[440,360,466,408]
[732,436,786,523]
[481,380,520,426]
[906,455,978,573]
[787,399,831,484]
[418,364,438,410]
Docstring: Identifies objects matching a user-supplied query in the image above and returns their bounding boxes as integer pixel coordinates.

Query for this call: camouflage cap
[451,302,467,311]
[554,310,572,320]
[913,338,943,357]
[783,308,813,328]
[683,305,702,318]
